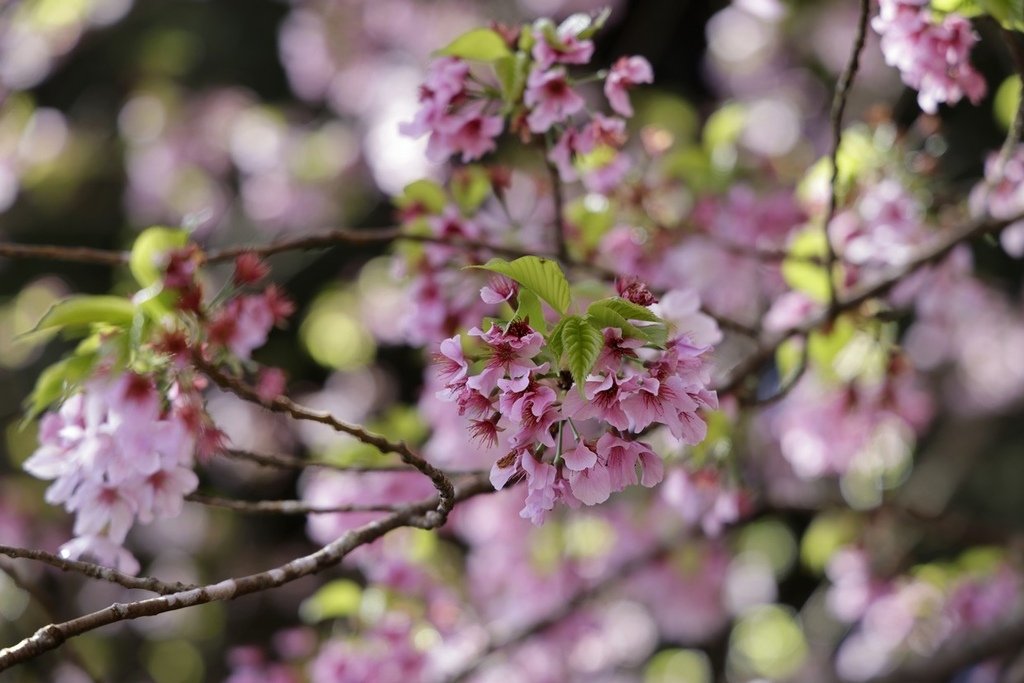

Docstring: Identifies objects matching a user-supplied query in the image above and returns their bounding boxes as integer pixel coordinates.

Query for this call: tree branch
[186,491,408,515]
[220,447,485,477]
[0,474,494,671]
[0,243,128,266]
[0,544,195,595]
[823,0,871,311]
[714,212,1024,396]
[194,354,455,526]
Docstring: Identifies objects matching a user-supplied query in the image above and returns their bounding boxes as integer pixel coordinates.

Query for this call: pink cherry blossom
[531,20,595,69]
[524,67,585,133]
[604,56,653,117]
[872,0,986,113]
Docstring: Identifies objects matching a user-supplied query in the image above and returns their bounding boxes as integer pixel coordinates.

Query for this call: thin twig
[0,544,194,595]
[186,492,405,515]
[203,228,536,264]
[0,474,494,671]
[0,243,128,266]
[714,212,1024,396]
[193,354,455,527]
[823,0,871,311]
[544,158,570,263]
[0,559,105,683]
[220,447,485,477]
[741,333,809,407]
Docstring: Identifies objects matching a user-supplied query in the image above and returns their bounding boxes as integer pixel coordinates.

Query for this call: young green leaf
[451,166,492,214]
[513,288,548,334]
[495,53,529,107]
[130,226,189,288]
[547,315,570,361]
[589,297,661,323]
[561,315,604,392]
[475,256,572,314]
[585,304,644,339]
[781,227,831,304]
[396,179,447,216]
[23,353,98,420]
[32,295,135,333]
[437,28,513,61]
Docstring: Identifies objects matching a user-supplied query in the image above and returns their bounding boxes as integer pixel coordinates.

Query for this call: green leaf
[586,300,668,347]
[514,289,548,334]
[703,103,747,152]
[495,53,529,106]
[23,353,98,420]
[588,297,660,323]
[33,295,135,333]
[585,304,644,338]
[566,196,615,249]
[561,315,604,391]
[130,226,189,288]
[636,322,668,348]
[547,316,570,361]
[978,0,1024,28]
[451,166,492,214]
[576,8,612,39]
[931,0,986,16]
[782,227,831,304]
[437,28,512,61]
[298,579,362,623]
[995,76,1023,131]
[807,315,858,380]
[474,256,572,314]
[396,179,447,216]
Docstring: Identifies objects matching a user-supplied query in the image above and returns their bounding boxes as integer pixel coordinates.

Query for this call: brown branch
[0,559,103,683]
[0,474,493,671]
[194,354,455,526]
[0,243,128,266]
[220,447,485,477]
[823,0,871,310]
[544,158,570,263]
[714,213,1024,396]
[186,492,405,515]
[203,228,536,264]
[741,333,809,407]
[0,544,194,595]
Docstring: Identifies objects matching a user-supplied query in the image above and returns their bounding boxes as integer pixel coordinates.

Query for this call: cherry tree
[0,0,1023,681]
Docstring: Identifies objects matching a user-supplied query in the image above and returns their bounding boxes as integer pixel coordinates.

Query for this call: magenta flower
[524,67,585,133]
[873,0,985,113]
[467,321,545,393]
[561,373,631,431]
[604,56,653,117]
[439,102,504,162]
[531,22,595,69]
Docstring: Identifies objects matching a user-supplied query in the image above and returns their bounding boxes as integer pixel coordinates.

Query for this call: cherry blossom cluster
[872,0,986,113]
[435,285,717,525]
[400,16,651,168]
[22,240,295,572]
[160,247,294,361]
[23,374,199,574]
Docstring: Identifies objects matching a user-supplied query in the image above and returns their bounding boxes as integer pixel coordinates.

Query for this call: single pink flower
[524,67,585,133]
[604,56,653,117]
